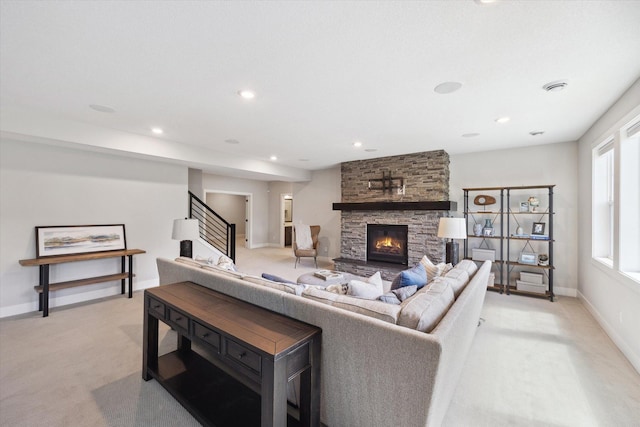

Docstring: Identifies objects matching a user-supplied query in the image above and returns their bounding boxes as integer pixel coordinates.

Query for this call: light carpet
[1,244,638,426]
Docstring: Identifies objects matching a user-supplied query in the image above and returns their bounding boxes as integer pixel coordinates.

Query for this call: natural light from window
[592,114,640,284]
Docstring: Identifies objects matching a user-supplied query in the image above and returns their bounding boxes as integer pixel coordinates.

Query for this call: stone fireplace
[333,150,455,280]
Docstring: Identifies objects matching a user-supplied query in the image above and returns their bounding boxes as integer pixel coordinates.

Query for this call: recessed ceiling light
[353,141,363,148]
[542,80,568,92]
[238,90,256,99]
[530,130,545,136]
[495,117,510,124]
[434,82,462,94]
[224,139,240,144]
[89,104,115,113]
[151,127,163,135]
[462,133,480,138]
[474,0,498,4]
[270,155,278,161]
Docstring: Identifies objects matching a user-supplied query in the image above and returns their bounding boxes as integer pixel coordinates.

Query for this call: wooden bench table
[19,248,145,317]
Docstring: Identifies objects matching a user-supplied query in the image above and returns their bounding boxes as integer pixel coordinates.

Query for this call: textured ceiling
[1,1,640,180]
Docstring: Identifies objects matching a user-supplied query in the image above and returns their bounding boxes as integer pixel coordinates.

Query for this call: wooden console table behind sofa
[19,248,145,317]
[143,281,321,427]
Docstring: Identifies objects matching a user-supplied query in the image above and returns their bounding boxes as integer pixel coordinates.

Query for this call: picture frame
[532,222,546,235]
[519,252,538,265]
[483,227,494,237]
[519,201,529,212]
[36,224,127,258]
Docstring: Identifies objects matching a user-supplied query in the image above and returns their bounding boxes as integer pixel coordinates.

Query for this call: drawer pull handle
[175,317,182,321]
[239,352,247,359]
[202,333,210,338]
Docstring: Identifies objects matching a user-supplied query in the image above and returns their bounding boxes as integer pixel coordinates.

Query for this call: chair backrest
[309,225,321,249]
[293,225,321,251]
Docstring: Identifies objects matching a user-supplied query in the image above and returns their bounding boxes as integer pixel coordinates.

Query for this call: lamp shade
[437,217,467,240]
[172,218,200,241]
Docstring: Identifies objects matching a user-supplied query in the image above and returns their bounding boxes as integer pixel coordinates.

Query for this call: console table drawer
[147,298,165,318]
[226,339,261,375]
[193,321,220,352]
[168,308,189,332]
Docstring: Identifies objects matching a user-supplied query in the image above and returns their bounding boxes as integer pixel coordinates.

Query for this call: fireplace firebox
[367,224,408,265]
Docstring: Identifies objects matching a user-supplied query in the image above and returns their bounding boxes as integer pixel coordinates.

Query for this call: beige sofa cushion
[454,259,478,276]
[175,256,206,268]
[243,275,305,296]
[397,279,455,332]
[302,286,402,324]
[442,269,470,298]
[201,264,245,280]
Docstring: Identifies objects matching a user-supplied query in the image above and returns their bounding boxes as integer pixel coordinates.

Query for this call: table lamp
[172,218,199,258]
[437,217,467,265]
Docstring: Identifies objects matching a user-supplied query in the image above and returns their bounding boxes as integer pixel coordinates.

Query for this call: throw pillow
[217,255,237,271]
[419,255,451,281]
[391,264,427,290]
[347,272,384,299]
[378,293,401,305]
[392,285,418,301]
[326,283,349,294]
[261,273,296,284]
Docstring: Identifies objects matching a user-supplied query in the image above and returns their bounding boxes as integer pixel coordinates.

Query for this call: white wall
[205,193,246,234]
[293,166,342,259]
[202,173,270,248]
[576,79,640,373]
[450,141,579,296]
[0,138,187,317]
[267,181,293,246]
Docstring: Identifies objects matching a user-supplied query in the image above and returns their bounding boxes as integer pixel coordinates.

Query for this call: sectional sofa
[156,256,491,427]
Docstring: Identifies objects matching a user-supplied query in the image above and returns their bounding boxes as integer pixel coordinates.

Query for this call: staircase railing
[188,191,236,262]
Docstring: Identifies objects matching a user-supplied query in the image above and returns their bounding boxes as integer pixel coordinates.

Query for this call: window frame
[591,113,640,288]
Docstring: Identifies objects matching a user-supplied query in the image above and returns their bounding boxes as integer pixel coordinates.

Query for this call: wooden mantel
[332,201,457,211]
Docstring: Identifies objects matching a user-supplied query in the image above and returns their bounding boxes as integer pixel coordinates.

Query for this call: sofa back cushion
[302,287,402,324]
[454,259,478,276]
[243,275,305,296]
[397,279,455,333]
[442,269,470,298]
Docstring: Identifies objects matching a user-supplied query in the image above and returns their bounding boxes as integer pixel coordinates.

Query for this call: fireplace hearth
[367,224,408,265]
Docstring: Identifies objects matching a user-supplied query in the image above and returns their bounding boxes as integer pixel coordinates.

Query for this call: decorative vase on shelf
[474,223,483,236]
[483,219,492,229]
[528,196,540,212]
[516,226,524,235]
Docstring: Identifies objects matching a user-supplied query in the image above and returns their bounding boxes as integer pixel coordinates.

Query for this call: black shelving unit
[463,185,555,302]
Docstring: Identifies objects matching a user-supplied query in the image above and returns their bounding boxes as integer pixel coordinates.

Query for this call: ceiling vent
[543,81,568,92]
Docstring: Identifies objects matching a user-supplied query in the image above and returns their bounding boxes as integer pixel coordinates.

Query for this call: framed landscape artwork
[36,224,127,258]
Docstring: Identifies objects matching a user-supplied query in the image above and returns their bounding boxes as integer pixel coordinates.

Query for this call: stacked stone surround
[335,150,451,280]
[341,150,449,202]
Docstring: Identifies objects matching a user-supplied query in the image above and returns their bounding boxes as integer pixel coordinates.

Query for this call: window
[593,140,614,262]
[592,114,640,283]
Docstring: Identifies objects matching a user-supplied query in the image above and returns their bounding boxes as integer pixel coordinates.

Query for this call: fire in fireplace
[367,224,408,265]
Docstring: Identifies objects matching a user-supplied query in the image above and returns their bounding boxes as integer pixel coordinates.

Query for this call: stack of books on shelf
[530,234,550,240]
[516,271,546,294]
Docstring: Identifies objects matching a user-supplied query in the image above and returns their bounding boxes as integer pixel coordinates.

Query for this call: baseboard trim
[554,286,577,297]
[578,290,640,374]
[0,278,158,319]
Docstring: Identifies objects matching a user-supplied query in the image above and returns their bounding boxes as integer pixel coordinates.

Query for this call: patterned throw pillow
[217,255,237,271]
[390,264,427,290]
[326,283,349,294]
[419,256,451,281]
